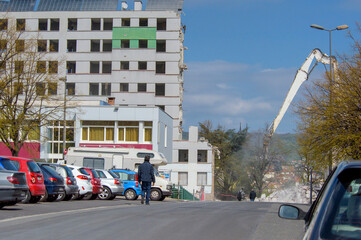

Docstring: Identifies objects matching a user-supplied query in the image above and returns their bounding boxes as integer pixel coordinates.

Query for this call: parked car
[278,161,361,240]
[82,167,102,200]
[0,157,19,171]
[37,163,65,202]
[65,165,93,200]
[0,165,28,208]
[43,163,78,201]
[8,156,46,203]
[95,169,124,200]
[109,169,141,200]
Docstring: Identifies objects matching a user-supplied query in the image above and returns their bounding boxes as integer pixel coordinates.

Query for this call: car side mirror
[278,204,305,220]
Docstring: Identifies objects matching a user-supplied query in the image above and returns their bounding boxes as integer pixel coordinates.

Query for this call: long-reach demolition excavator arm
[263,48,332,160]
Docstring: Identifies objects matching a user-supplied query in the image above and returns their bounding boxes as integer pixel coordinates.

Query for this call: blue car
[37,163,65,202]
[109,169,141,200]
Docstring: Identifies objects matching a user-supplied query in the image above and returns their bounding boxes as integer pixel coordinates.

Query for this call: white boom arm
[263,48,332,157]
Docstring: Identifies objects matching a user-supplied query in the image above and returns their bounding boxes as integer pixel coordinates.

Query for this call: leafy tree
[199,121,248,199]
[0,16,64,156]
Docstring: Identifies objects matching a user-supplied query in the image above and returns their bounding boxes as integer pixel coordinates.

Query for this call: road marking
[0,204,136,224]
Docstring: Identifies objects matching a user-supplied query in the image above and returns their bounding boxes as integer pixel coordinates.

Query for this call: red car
[83,167,102,200]
[8,156,46,203]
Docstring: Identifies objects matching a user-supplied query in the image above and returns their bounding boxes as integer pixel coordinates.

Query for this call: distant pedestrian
[249,189,256,202]
[138,155,155,205]
[237,188,245,201]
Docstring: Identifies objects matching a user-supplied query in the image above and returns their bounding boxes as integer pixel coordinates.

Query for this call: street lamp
[310,24,348,172]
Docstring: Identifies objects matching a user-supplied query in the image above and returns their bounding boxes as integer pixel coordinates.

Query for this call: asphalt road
[0,198,309,240]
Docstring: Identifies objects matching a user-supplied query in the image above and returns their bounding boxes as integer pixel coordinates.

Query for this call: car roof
[334,161,361,175]
[110,169,136,174]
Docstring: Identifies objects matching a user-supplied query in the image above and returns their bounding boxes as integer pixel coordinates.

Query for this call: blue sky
[177,0,361,133]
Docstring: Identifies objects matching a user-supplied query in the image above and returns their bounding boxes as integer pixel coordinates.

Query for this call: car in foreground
[43,163,78,201]
[64,165,93,200]
[278,161,361,240]
[8,156,45,203]
[37,163,65,202]
[110,169,141,200]
[95,169,124,200]
[0,166,28,208]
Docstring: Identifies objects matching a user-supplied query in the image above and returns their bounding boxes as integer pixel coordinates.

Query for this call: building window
[0,40,6,52]
[138,61,147,70]
[50,19,59,31]
[157,18,166,31]
[48,82,57,95]
[47,121,75,155]
[49,40,59,52]
[137,83,146,92]
[122,18,130,27]
[38,19,47,31]
[178,172,188,186]
[66,83,75,96]
[156,62,165,74]
[0,61,6,72]
[139,40,148,48]
[68,18,77,31]
[38,40,47,52]
[121,40,130,48]
[197,172,207,186]
[0,19,7,31]
[101,83,111,96]
[66,83,75,95]
[15,61,24,74]
[139,18,148,27]
[91,18,101,30]
[49,61,58,74]
[119,83,129,92]
[103,40,112,52]
[118,121,139,142]
[16,19,25,31]
[156,40,166,52]
[15,40,24,52]
[198,150,207,162]
[179,150,188,162]
[90,61,100,73]
[89,83,99,95]
[155,83,165,96]
[36,82,46,95]
[103,18,113,30]
[120,61,129,70]
[91,40,100,52]
[67,61,76,74]
[81,121,114,142]
[144,122,152,142]
[37,61,46,73]
[67,40,76,52]
[102,61,112,74]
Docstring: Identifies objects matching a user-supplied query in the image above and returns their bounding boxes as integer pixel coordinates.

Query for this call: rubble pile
[260,183,314,204]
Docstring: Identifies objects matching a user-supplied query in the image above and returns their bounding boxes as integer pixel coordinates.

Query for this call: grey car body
[46,163,79,201]
[95,169,124,200]
[0,166,28,208]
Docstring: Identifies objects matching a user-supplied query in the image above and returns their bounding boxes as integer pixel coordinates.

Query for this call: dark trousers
[141,181,151,204]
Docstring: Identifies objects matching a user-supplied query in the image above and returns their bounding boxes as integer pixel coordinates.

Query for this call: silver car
[0,166,28,209]
[95,169,124,200]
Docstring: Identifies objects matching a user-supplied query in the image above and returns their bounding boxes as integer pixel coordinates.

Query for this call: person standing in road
[249,189,256,202]
[138,155,155,205]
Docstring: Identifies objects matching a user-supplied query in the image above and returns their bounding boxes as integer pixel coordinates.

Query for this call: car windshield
[27,161,41,173]
[90,169,99,178]
[79,168,90,175]
[108,170,119,179]
[97,170,106,178]
[62,166,74,177]
[42,165,61,177]
[0,159,18,171]
[321,168,361,239]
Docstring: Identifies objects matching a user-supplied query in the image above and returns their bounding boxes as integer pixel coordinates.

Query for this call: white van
[64,147,172,201]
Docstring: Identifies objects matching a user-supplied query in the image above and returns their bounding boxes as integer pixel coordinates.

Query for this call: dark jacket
[249,190,256,200]
[138,161,155,183]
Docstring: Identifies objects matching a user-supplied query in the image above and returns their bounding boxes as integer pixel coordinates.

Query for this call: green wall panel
[130,40,138,48]
[112,27,157,49]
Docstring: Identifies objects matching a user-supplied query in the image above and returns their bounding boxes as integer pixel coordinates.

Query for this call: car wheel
[22,190,32,203]
[63,194,73,201]
[159,196,166,201]
[90,194,98,200]
[150,189,162,201]
[83,193,93,200]
[47,195,58,202]
[108,195,116,200]
[98,186,112,200]
[0,204,4,209]
[30,196,41,203]
[40,189,49,202]
[57,192,66,201]
[125,189,137,200]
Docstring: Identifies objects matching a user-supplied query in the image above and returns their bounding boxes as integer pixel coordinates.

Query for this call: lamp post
[60,77,67,160]
[310,24,348,172]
